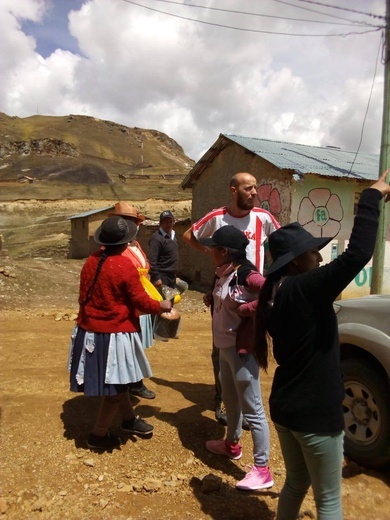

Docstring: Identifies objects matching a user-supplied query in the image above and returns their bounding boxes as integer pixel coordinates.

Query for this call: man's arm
[183,226,210,254]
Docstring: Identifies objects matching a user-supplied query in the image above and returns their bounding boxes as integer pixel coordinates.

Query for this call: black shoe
[86,432,122,450]
[121,415,154,436]
[242,417,250,431]
[129,384,156,399]
[215,402,227,426]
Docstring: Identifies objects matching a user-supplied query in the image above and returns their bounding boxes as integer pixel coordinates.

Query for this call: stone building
[181,133,388,297]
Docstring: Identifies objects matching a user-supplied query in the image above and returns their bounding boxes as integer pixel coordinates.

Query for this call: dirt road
[0,259,389,519]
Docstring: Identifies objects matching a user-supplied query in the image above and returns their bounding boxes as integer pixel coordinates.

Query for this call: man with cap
[148,210,188,295]
[109,202,156,400]
[183,172,280,426]
[256,171,390,519]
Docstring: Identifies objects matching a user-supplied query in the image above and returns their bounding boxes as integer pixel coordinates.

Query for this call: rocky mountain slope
[0,112,194,201]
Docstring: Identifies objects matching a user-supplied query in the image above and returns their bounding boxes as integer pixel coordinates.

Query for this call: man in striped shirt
[183,172,280,426]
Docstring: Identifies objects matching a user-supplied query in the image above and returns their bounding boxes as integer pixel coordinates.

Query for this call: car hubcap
[343,381,380,445]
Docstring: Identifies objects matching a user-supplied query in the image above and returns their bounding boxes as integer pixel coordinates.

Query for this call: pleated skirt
[139,314,153,349]
[68,326,153,396]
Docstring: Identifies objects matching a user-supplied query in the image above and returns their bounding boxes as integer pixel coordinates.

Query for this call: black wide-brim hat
[94,216,138,246]
[266,222,333,276]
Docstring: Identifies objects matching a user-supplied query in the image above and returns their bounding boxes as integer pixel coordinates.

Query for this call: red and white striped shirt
[192,206,280,274]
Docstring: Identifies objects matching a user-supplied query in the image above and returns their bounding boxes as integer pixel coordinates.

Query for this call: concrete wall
[68,209,115,259]
[289,175,390,297]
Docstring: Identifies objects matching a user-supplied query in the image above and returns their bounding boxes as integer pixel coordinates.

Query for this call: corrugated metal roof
[223,134,379,179]
[182,133,380,189]
[69,206,114,219]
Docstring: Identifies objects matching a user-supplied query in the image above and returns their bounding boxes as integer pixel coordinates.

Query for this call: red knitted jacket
[77,251,161,333]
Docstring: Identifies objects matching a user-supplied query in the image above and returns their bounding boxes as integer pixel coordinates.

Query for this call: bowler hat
[94,216,138,246]
[109,202,146,224]
[199,225,249,250]
[266,222,333,275]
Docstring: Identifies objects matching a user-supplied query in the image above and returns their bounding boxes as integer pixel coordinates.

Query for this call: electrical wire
[151,0,380,28]
[271,0,381,24]
[349,31,384,174]
[294,0,386,20]
[121,0,383,36]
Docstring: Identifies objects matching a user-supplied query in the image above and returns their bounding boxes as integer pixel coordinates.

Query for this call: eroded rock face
[0,138,79,159]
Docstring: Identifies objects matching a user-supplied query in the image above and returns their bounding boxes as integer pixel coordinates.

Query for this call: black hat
[266,222,333,275]
[160,210,174,221]
[94,216,137,246]
[199,225,249,250]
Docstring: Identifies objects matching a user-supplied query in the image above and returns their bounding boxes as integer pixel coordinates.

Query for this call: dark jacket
[268,188,383,433]
[148,229,179,283]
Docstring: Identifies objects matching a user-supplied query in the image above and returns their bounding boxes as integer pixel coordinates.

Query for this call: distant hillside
[0,113,195,201]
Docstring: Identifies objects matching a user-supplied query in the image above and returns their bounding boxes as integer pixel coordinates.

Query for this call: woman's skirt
[68,326,153,396]
[139,314,154,349]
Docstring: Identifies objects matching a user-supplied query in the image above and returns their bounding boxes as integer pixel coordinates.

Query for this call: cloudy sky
[0,0,386,161]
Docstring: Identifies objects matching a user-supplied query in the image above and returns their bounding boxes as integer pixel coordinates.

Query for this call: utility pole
[371,0,390,294]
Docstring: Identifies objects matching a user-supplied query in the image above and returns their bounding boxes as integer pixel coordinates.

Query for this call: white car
[334,294,390,469]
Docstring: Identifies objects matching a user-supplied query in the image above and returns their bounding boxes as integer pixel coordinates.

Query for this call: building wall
[182,143,390,296]
[182,142,292,287]
[291,175,390,297]
[68,209,113,259]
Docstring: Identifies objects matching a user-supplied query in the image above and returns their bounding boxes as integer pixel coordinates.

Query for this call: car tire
[342,358,390,469]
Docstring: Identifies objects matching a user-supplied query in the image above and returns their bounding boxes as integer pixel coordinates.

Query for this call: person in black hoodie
[257,171,390,520]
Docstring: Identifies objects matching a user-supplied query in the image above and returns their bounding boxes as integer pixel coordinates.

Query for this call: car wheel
[342,358,390,468]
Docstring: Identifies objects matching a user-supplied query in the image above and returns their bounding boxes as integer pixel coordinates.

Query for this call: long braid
[79,251,108,306]
[255,271,283,371]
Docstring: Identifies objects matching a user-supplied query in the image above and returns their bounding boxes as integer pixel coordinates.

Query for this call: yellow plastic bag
[140,274,163,302]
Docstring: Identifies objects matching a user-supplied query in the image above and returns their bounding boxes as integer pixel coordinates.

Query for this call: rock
[83,458,94,467]
[100,499,109,509]
[143,479,162,492]
[117,484,133,493]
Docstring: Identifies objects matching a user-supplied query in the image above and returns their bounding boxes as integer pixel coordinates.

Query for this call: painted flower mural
[257,184,282,218]
[297,188,343,237]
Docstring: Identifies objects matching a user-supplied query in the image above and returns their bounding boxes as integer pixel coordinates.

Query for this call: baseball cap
[160,210,174,221]
[199,225,249,250]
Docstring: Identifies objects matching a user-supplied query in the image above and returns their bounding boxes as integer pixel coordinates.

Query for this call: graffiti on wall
[257,184,282,218]
[297,188,344,238]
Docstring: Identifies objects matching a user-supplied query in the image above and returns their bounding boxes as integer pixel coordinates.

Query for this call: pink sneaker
[206,439,242,460]
[236,466,274,490]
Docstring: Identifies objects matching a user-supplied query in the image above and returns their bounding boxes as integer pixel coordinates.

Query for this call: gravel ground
[0,259,389,519]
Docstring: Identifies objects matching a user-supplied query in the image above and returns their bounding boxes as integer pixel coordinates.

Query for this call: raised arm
[183,226,210,254]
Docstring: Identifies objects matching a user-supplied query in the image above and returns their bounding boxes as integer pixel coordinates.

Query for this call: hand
[160,299,172,313]
[371,170,390,202]
[203,292,212,307]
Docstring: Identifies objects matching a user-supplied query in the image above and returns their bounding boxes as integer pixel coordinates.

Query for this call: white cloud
[0,0,385,160]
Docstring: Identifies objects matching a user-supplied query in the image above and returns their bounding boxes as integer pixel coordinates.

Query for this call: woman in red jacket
[69,216,172,450]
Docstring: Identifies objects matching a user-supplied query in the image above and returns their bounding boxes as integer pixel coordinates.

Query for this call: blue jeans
[219,346,270,466]
[274,423,344,520]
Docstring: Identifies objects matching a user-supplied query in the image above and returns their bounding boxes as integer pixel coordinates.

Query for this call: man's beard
[236,192,255,211]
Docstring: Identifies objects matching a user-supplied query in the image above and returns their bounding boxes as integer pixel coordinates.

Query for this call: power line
[271,0,381,24]
[294,0,386,20]
[121,0,383,37]
[349,31,384,174]
[152,0,380,28]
